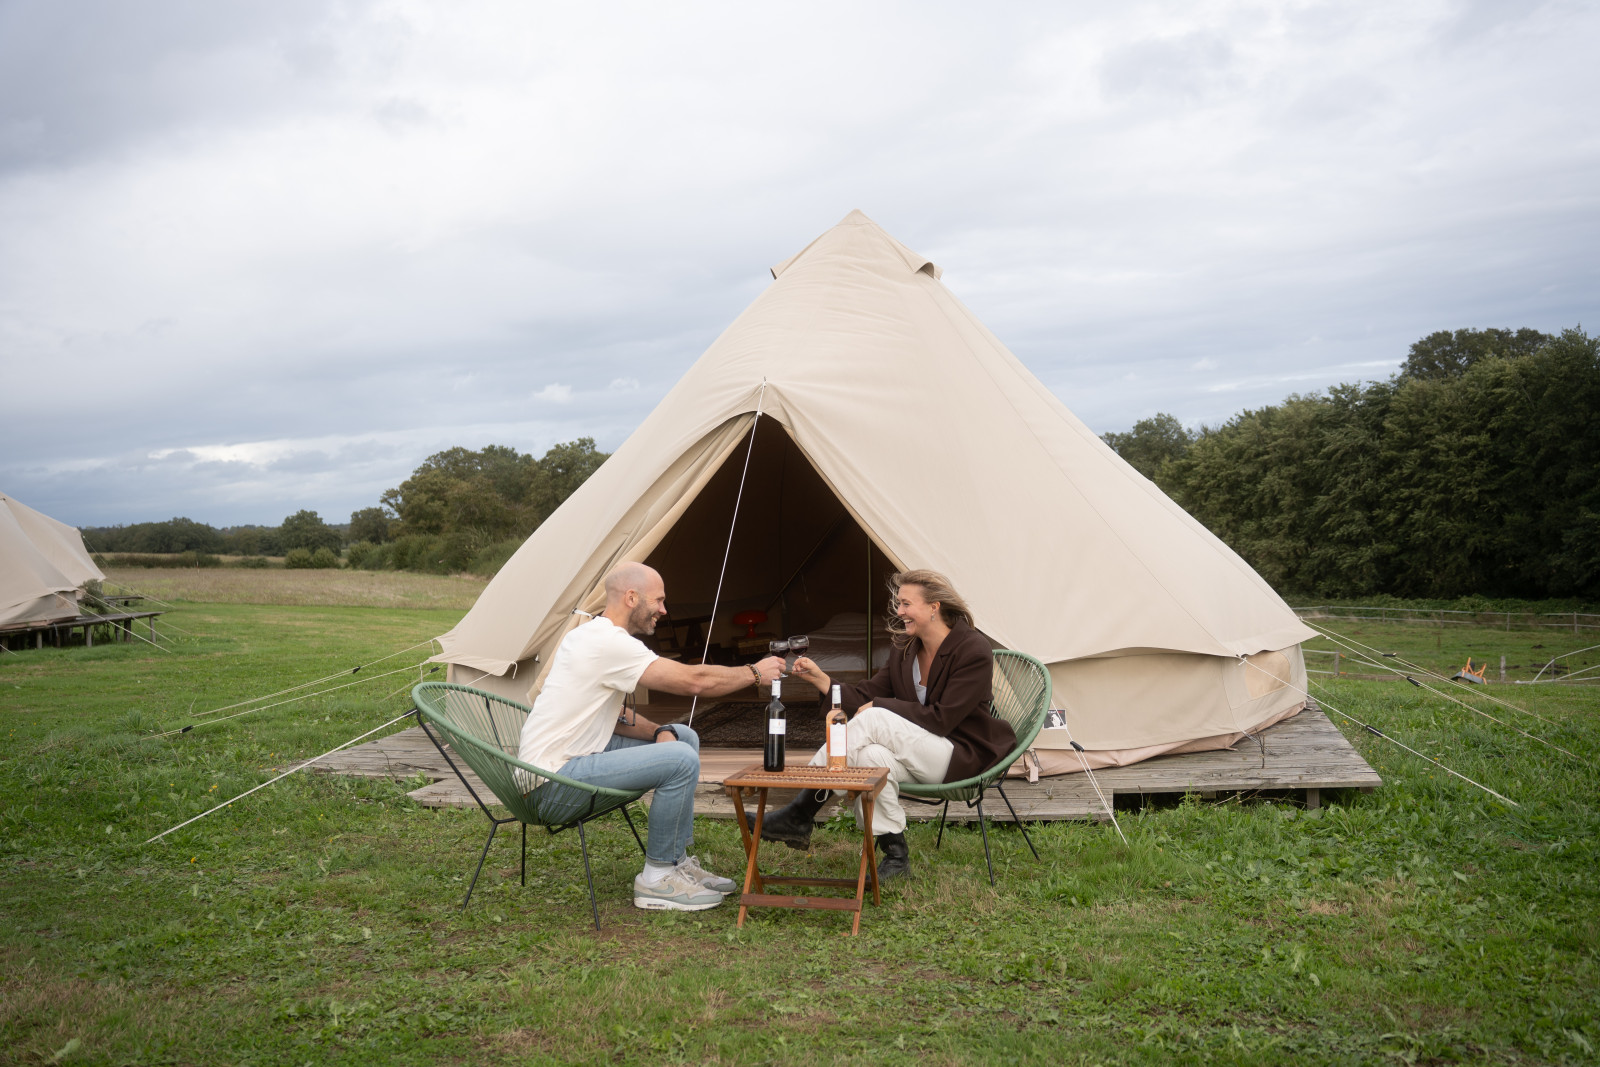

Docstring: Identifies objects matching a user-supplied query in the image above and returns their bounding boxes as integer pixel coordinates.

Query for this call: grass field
[1299,616,1599,686]
[2,574,1597,1065]
[99,567,488,611]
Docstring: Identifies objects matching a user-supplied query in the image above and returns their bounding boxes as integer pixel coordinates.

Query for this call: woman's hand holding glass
[791,655,831,694]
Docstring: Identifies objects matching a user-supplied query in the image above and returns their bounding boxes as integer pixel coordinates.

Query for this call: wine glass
[784,635,809,680]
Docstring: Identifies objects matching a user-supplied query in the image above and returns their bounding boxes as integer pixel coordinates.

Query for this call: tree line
[1102,327,1600,600]
[88,326,1597,597]
[347,438,608,573]
[83,438,609,575]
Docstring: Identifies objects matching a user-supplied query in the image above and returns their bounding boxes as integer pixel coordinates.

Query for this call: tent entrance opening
[639,420,896,729]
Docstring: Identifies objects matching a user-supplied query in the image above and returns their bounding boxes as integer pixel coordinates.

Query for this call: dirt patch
[480,1026,560,1055]
[1302,899,1350,916]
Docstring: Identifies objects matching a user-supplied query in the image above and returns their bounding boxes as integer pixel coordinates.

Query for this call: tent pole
[864,540,872,673]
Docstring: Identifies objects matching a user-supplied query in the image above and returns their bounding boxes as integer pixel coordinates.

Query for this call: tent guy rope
[189,640,439,718]
[1306,624,1584,764]
[144,710,417,844]
[153,659,436,738]
[73,593,174,654]
[1234,653,1518,807]
[1058,728,1128,844]
[82,587,203,646]
[1304,620,1561,726]
[688,379,767,728]
[1530,643,1600,683]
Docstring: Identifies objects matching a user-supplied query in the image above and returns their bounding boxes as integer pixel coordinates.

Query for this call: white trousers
[806,705,953,835]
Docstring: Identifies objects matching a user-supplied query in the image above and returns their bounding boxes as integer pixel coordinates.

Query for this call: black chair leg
[934,800,950,850]
[463,819,503,908]
[975,792,996,886]
[521,823,527,886]
[577,818,601,931]
[994,781,1039,860]
[621,803,646,856]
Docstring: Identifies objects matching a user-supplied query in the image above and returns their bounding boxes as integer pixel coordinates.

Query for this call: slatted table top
[722,763,889,793]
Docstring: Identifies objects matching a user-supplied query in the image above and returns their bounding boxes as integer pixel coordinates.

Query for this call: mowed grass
[2,578,1597,1065]
[100,566,488,611]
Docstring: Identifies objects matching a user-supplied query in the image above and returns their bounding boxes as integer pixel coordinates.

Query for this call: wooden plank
[320,708,1382,819]
[409,776,498,810]
[740,893,862,912]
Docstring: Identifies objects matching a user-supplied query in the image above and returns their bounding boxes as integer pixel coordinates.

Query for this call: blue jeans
[543,724,701,865]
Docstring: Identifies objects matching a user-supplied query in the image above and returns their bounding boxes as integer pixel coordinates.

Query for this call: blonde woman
[775,570,1015,880]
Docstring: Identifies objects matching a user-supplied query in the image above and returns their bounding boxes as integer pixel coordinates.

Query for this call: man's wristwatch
[653,726,677,742]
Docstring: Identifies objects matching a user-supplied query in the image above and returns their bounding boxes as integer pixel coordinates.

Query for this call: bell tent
[0,492,105,629]
[433,210,1315,773]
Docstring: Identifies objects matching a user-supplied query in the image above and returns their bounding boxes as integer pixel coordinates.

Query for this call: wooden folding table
[723,763,889,936]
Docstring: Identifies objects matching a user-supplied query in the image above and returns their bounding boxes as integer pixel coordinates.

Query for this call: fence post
[1333,651,1341,678]
[1500,655,1506,682]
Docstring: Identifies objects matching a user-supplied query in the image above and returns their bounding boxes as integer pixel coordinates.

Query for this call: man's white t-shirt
[516,616,657,790]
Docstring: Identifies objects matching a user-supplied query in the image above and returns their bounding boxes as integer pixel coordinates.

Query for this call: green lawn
[2,585,1597,1065]
[1299,613,1599,685]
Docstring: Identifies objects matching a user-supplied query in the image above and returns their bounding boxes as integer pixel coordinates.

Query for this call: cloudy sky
[2,0,1596,529]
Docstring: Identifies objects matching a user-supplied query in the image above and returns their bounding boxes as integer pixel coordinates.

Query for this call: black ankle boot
[876,831,911,880]
[756,789,828,851]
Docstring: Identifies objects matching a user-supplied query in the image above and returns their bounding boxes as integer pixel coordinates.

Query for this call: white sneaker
[677,854,738,894]
[632,866,725,911]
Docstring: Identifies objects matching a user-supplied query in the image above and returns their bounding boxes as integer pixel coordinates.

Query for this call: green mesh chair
[899,649,1053,885]
[411,681,647,928]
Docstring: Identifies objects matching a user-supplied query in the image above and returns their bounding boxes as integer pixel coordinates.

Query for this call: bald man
[517,562,784,912]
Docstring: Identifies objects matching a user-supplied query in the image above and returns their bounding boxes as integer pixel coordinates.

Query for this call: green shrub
[364,533,480,574]
[344,541,380,569]
[309,547,339,569]
[283,548,314,569]
[388,535,444,574]
[234,556,272,569]
[470,538,522,577]
[79,579,109,616]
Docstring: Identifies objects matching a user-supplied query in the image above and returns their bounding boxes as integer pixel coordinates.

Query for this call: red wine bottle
[763,679,786,772]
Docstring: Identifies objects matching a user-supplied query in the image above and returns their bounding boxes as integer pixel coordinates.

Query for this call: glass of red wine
[767,635,810,676]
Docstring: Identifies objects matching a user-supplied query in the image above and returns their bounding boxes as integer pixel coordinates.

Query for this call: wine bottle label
[828,723,847,756]
[768,719,786,735]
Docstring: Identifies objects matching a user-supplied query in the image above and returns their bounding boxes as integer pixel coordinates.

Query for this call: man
[517,561,784,912]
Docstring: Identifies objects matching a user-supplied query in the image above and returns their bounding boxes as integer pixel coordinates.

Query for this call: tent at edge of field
[1,491,106,628]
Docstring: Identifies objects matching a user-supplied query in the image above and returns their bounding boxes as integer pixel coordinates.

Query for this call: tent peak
[771,210,942,281]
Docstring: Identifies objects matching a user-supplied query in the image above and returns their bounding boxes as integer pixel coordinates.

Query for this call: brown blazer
[822,620,1016,783]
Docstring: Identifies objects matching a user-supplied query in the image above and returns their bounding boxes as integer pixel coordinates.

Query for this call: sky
[2,0,1596,529]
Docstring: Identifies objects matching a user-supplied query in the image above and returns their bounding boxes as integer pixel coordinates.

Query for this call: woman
[768,569,1016,880]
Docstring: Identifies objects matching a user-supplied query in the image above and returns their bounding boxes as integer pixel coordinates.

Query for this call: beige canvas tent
[1,492,105,629]
[434,210,1316,773]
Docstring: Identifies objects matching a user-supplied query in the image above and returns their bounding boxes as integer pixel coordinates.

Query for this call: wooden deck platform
[0,609,164,651]
[309,705,1380,820]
